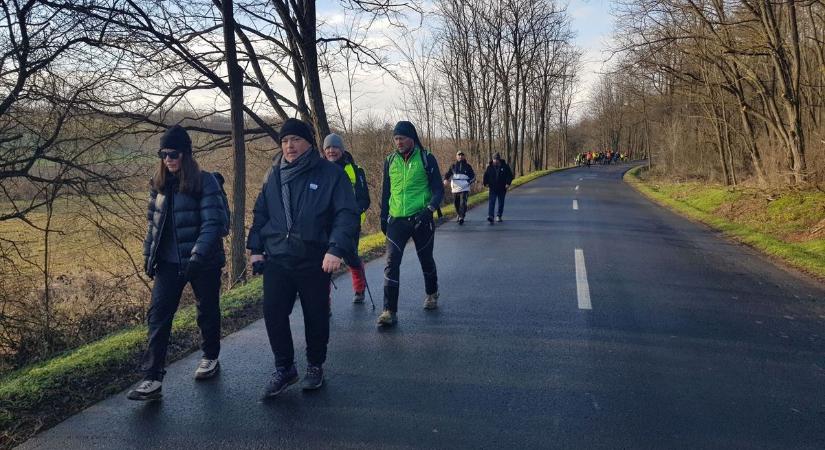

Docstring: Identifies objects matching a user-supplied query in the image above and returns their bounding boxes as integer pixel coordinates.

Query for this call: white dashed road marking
[573,200,579,210]
[575,249,592,310]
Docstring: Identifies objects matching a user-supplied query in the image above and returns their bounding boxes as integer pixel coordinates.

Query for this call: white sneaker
[423,292,440,310]
[127,380,162,401]
[194,358,220,380]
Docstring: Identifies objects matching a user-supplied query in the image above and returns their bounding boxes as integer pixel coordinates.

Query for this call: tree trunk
[221,0,247,285]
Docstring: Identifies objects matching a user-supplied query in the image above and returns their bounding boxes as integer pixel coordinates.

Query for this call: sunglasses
[457,153,465,156]
[157,149,182,160]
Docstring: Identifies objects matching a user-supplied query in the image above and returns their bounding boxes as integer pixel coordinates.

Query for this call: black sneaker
[458,217,464,225]
[127,379,162,401]
[487,216,494,224]
[263,365,299,397]
[496,215,502,222]
[302,365,324,390]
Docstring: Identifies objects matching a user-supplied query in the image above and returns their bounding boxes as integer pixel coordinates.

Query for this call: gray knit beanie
[323,133,346,151]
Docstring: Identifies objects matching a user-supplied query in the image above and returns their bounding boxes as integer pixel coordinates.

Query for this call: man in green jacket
[378,121,444,327]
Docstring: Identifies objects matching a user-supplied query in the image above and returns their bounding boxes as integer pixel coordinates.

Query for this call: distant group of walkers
[129,119,515,401]
[575,150,628,166]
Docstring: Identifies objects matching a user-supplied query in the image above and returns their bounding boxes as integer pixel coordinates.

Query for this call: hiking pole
[363,275,376,310]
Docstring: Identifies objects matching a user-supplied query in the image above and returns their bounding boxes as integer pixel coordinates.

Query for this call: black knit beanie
[279,118,315,145]
[392,121,422,148]
[159,125,192,154]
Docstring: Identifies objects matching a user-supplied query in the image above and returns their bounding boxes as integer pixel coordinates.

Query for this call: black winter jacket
[337,151,370,214]
[483,160,514,192]
[247,150,359,268]
[143,172,227,273]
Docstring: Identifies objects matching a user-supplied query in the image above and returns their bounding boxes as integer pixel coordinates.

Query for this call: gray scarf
[279,148,317,230]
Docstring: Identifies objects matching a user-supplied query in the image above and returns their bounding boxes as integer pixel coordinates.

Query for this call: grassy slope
[625,166,825,279]
[0,167,562,448]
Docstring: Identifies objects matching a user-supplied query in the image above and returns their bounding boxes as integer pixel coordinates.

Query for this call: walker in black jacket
[482,154,514,223]
[128,125,228,401]
[248,118,359,396]
[323,132,371,303]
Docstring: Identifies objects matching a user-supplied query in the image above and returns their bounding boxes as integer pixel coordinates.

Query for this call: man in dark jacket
[323,133,370,303]
[378,121,444,326]
[482,153,514,223]
[247,118,359,396]
[443,150,475,225]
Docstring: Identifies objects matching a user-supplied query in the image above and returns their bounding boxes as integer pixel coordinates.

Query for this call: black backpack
[211,172,231,237]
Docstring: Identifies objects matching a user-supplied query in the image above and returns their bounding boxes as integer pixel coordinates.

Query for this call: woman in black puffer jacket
[128,125,227,401]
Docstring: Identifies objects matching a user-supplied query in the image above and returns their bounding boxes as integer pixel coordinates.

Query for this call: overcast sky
[568,0,615,112]
[311,0,616,123]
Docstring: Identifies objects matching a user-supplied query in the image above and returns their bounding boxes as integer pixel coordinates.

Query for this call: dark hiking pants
[454,191,469,218]
[262,262,331,369]
[141,261,222,381]
[383,215,438,312]
[488,190,506,218]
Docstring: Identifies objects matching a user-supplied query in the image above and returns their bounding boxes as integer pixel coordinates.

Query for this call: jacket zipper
[402,157,407,216]
[150,194,168,266]
[170,193,181,271]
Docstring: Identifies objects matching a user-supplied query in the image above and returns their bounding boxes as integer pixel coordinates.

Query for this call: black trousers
[453,191,469,218]
[383,216,438,312]
[343,226,362,268]
[262,261,331,369]
[141,261,222,381]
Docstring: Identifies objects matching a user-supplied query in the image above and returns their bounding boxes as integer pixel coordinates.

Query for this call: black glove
[252,259,266,276]
[380,218,388,235]
[184,253,203,279]
[143,256,154,280]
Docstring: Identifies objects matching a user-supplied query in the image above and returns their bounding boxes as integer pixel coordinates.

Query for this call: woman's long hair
[151,152,202,195]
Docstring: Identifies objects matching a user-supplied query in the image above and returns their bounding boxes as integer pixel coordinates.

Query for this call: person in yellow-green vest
[323,133,370,303]
[378,121,444,327]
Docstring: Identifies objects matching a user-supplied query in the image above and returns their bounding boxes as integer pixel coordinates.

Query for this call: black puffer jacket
[247,150,358,269]
[483,160,514,193]
[143,172,227,272]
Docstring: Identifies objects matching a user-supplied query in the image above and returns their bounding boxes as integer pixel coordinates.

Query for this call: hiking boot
[496,215,502,222]
[127,379,162,401]
[194,358,220,380]
[263,365,299,397]
[423,292,440,310]
[487,216,494,224]
[352,292,365,304]
[377,309,397,327]
[302,365,324,390]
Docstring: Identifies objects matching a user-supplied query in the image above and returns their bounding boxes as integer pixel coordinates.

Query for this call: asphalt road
[20,164,825,449]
